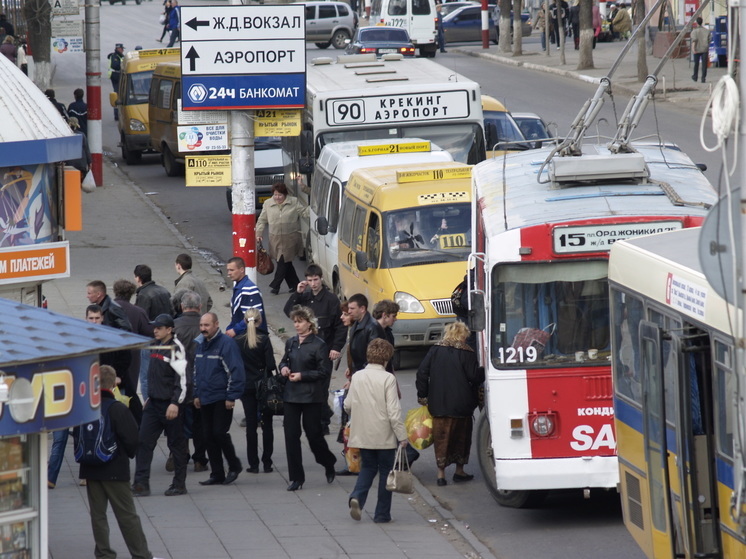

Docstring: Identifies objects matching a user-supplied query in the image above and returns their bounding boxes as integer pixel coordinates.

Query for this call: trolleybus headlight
[394,292,425,313]
[529,413,556,437]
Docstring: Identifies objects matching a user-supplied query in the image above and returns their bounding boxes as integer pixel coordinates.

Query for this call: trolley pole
[84,1,102,186]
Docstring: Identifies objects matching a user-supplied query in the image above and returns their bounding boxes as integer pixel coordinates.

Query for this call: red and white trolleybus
[469,141,717,508]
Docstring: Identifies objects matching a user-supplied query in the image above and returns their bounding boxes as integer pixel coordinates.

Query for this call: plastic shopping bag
[345,447,361,473]
[405,405,433,450]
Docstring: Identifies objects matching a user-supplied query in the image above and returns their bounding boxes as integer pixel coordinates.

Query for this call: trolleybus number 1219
[496,346,538,364]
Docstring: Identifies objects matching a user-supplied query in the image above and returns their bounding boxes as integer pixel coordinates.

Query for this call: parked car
[345,26,416,56]
[435,1,476,17]
[298,1,358,49]
[511,112,557,147]
[442,5,498,44]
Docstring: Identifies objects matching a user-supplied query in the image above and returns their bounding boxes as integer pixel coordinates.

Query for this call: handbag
[386,445,414,494]
[257,241,274,275]
[255,371,284,415]
[159,13,166,24]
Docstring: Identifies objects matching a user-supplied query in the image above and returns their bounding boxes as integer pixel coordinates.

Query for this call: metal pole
[481,0,489,49]
[84,1,102,186]
[229,0,256,281]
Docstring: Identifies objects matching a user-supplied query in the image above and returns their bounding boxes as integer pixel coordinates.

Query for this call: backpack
[73,398,118,465]
[451,277,469,319]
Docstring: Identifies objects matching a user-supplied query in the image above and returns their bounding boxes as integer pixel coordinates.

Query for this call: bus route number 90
[497,346,538,364]
[330,100,365,125]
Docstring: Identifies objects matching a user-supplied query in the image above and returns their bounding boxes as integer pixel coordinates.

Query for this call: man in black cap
[107,43,125,120]
[132,314,191,497]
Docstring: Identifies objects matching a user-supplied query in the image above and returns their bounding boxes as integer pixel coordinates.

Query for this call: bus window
[611,289,643,404]
[351,204,367,251]
[157,79,173,110]
[714,340,734,458]
[339,196,356,247]
[366,213,381,268]
[328,181,341,233]
[491,260,609,368]
[383,205,471,267]
[412,0,431,15]
[388,0,406,15]
[125,71,154,105]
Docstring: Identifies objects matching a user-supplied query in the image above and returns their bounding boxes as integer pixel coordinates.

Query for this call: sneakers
[349,498,361,521]
[131,482,151,497]
[164,484,187,496]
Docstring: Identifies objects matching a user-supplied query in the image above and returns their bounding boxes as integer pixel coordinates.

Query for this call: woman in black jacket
[280,306,337,491]
[236,308,277,474]
[416,321,485,486]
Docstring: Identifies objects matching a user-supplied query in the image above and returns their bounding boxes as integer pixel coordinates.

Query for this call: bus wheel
[476,411,547,509]
[304,234,314,264]
[162,144,184,177]
[121,134,142,165]
[333,273,344,302]
[315,42,331,49]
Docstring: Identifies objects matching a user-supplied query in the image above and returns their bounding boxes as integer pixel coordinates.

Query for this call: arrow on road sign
[185,46,200,72]
[186,17,210,31]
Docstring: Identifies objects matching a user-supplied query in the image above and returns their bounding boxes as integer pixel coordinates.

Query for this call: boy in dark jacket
[80,365,159,559]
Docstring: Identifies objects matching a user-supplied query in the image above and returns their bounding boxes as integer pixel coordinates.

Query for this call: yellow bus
[609,227,746,559]
[337,161,471,349]
[110,48,180,165]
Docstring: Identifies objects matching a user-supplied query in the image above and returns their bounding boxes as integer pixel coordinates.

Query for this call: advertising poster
[0,165,58,248]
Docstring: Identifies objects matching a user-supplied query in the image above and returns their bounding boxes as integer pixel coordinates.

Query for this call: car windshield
[255,137,282,150]
[382,204,471,269]
[318,122,485,164]
[483,110,526,149]
[490,260,611,369]
[125,70,154,105]
[361,28,410,42]
[514,117,550,141]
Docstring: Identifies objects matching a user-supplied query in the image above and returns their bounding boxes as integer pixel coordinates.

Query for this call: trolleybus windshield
[491,260,610,368]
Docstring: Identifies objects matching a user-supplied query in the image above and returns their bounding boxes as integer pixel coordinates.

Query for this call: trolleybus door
[641,320,720,559]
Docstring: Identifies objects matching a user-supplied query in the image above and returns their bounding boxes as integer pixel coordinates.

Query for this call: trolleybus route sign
[552,221,683,254]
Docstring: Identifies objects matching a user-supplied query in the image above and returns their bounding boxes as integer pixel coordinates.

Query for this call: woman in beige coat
[344,339,408,523]
[255,182,306,294]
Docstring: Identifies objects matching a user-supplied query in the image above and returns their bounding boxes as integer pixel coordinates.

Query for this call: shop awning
[0,298,151,368]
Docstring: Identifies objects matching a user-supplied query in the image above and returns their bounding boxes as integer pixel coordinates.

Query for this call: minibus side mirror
[299,156,314,175]
[469,292,486,331]
[316,216,329,236]
[355,250,369,272]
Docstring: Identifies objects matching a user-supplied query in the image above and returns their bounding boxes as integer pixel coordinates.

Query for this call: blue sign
[182,74,306,110]
[0,355,103,435]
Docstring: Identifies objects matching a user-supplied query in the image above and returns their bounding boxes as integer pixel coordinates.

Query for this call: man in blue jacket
[225,256,266,337]
[194,312,245,485]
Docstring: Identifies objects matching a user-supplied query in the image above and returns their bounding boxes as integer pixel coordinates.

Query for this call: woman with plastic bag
[345,339,407,523]
[416,321,484,486]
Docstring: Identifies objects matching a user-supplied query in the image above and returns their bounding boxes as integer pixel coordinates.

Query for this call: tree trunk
[555,0,565,64]
[633,0,648,81]
[499,0,511,53]
[512,0,523,55]
[577,0,594,69]
[23,0,52,89]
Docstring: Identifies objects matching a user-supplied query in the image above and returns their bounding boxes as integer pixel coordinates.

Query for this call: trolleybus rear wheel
[476,411,547,509]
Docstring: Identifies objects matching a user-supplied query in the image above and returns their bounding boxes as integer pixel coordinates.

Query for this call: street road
[51,2,715,555]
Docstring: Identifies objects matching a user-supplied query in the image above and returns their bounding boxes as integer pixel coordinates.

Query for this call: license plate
[379,48,397,53]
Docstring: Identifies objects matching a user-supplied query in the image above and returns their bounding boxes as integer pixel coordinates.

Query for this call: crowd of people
[48,213,485,554]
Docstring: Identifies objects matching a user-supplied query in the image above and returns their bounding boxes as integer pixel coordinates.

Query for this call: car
[481,95,531,155]
[298,1,358,50]
[436,1,477,17]
[511,112,556,146]
[345,26,416,56]
[442,5,498,44]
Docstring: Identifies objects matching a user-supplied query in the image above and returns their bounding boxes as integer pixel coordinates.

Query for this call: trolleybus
[469,144,717,508]
[282,53,485,198]
[609,227,745,559]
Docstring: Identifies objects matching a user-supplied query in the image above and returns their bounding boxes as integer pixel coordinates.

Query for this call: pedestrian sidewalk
[452,34,725,109]
[43,161,494,559]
